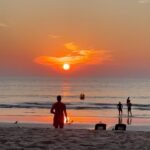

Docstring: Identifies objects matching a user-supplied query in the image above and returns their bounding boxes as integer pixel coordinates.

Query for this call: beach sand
[0,123,150,150]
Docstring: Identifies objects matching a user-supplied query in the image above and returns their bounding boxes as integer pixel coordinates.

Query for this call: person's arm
[64,105,67,118]
[50,104,55,114]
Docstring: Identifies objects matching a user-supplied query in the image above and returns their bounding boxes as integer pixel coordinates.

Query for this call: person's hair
[57,95,62,101]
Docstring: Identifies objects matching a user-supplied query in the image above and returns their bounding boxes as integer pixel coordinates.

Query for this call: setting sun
[63,64,70,70]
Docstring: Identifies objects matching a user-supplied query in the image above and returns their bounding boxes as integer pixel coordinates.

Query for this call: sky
[0,0,150,77]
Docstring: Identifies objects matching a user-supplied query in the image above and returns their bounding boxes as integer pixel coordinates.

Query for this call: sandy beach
[0,123,150,150]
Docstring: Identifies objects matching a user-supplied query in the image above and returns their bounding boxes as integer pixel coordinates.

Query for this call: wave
[1,94,150,100]
[0,102,149,110]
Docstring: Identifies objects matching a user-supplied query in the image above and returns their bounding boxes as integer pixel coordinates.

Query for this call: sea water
[0,77,149,124]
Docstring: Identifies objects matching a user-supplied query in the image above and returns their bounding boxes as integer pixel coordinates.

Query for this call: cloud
[34,42,112,67]
[0,23,8,28]
[138,0,150,4]
[48,34,61,39]
[64,42,79,51]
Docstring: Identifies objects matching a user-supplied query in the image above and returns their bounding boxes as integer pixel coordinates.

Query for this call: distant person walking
[51,95,67,128]
[117,102,123,116]
[126,97,132,116]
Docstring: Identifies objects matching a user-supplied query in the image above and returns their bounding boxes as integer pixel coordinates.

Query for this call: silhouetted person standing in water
[117,101,123,116]
[127,99,132,117]
[127,97,130,104]
[51,95,67,128]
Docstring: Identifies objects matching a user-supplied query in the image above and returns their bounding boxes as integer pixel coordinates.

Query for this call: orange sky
[0,0,150,77]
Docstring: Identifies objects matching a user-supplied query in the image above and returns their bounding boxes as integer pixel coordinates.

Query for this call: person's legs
[128,108,132,116]
[59,122,64,128]
[54,125,58,128]
[118,109,120,115]
[59,124,64,128]
[54,117,59,128]
[128,108,130,116]
[119,109,122,116]
[129,110,132,116]
[58,116,64,128]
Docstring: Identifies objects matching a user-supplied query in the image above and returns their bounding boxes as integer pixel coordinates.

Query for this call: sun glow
[63,63,70,70]
[34,42,112,72]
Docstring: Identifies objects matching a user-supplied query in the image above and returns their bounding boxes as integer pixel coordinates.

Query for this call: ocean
[0,77,150,124]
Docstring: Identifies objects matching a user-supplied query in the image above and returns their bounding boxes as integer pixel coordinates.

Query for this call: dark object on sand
[115,123,126,131]
[95,123,106,130]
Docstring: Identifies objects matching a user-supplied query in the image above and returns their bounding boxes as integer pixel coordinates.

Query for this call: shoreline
[0,115,149,124]
[0,121,150,131]
[0,114,149,132]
